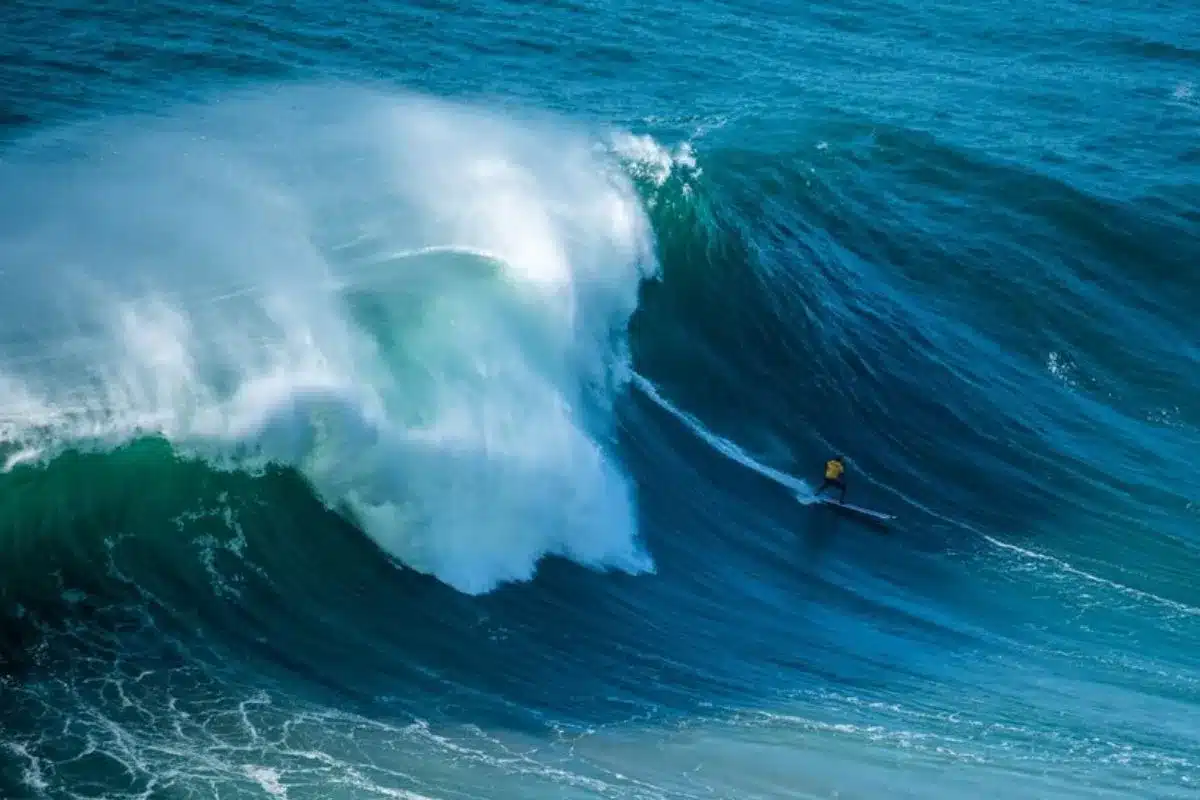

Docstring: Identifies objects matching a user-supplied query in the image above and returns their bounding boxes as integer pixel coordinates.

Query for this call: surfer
[817,456,847,503]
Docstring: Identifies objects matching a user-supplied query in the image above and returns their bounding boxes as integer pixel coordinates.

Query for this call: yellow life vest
[825,459,844,480]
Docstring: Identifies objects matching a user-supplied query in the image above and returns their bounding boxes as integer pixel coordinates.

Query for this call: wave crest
[0,86,662,593]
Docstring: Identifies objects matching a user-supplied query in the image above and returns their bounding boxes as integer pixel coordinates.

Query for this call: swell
[1,88,888,737]
[2,87,1198,728]
[0,91,988,721]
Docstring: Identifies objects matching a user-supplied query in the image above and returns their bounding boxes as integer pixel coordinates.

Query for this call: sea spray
[0,87,665,593]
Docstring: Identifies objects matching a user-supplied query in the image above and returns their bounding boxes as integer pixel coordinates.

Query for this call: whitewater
[0,87,661,594]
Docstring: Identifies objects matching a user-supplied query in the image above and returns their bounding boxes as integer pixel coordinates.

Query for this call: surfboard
[817,497,895,523]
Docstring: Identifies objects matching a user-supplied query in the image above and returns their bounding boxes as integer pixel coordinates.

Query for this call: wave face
[2,0,1200,798]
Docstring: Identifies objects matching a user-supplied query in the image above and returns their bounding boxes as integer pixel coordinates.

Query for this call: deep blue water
[1,1,1198,798]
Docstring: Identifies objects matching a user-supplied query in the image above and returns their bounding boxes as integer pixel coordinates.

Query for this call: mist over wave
[0,86,668,594]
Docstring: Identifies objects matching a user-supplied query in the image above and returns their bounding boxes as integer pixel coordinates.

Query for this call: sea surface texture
[1,0,1198,798]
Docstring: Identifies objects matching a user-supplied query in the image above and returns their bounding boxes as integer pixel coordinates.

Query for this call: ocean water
[1,0,1198,797]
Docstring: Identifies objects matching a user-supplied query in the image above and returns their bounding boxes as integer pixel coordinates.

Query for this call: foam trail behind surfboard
[631,373,816,500]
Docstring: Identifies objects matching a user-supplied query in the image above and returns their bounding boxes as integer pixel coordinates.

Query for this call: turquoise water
[1,1,1198,798]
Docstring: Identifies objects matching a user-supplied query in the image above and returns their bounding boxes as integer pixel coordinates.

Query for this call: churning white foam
[0,86,662,594]
[607,131,699,190]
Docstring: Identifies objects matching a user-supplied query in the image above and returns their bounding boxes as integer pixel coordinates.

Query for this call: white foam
[0,86,659,594]
[607,131,700,189]
[982,535,1200,617]
[243,766,288,798]
[630,372,812,497]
